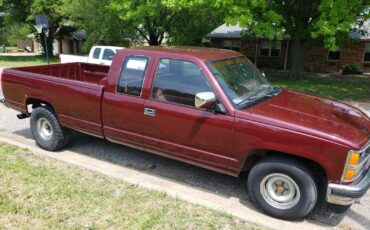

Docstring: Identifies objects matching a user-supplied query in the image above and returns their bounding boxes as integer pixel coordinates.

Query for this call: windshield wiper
[237,95,260,106]
[238,86,280,107]
[264,86,280,97]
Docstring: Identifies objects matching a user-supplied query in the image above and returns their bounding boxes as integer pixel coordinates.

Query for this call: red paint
[1,47,370,184]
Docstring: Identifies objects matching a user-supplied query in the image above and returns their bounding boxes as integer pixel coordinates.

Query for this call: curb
[0,131,332,230]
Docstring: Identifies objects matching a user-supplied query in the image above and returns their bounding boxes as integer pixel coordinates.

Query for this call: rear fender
[24,94,53,114]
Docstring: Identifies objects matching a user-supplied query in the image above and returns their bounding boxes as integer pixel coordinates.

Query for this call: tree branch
[136,27,150,44]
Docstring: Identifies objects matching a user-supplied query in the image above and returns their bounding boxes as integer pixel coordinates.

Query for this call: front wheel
[248,156,318,219]
[30,106,71,151]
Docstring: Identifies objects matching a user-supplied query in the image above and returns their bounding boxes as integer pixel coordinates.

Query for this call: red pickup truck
[1,47,369,219]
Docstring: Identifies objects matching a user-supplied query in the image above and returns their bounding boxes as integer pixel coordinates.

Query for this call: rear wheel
[30,106,71,151]
[248,156,318,219]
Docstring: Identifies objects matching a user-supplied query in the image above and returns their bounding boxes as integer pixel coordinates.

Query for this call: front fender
[230,118,349,182]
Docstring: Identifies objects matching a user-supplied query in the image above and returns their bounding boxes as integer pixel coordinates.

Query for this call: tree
[0,0,33,46]
[109,0,222,46]
[64,0,135,53]
[224,0,370,79]
[110,0,183,46]
[28,0,69,56]
[0,0,72,56]
[0,1,5,45]
[168,6,226,46]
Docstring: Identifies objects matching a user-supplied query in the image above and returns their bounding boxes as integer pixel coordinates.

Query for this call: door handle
[144,108,156,117]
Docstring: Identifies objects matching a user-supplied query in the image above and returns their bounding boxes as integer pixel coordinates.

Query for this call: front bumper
[327,170,370,205]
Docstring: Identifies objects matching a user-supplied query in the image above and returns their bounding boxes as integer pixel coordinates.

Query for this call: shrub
[342,64,363,75]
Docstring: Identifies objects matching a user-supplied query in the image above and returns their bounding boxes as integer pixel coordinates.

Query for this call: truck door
[102,55,151,146]
[142,57,234,173]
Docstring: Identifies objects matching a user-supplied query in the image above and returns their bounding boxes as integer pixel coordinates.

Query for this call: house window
[260,41,281,57]
[327,50,341,61]
[222,40,241,51]
[363,44,370,62]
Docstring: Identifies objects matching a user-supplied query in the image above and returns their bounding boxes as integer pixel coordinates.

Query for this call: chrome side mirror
[195,92,217,109]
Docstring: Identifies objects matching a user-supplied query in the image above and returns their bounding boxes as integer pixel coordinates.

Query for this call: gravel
[0,70,369,229]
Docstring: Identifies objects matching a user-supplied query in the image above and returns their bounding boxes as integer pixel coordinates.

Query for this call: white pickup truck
[60,46,125,66]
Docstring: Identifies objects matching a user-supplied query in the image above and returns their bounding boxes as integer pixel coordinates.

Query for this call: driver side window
[152,58,214,107]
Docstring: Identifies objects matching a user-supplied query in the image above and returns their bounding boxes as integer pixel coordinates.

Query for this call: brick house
[210,23,370,73]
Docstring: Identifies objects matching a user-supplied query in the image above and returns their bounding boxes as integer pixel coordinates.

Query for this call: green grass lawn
[0,142,255,230]
[268,72,370,102]
[0,55,58,67]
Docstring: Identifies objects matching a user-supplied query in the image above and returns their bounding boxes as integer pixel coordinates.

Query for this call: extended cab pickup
[1,47,370,219]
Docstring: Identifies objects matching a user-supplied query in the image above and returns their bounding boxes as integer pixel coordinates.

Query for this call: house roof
[209,23,244,38]
[72,30,86,41]
[349,20,370,40]
[211,21,370,40]
[26,30,86,40]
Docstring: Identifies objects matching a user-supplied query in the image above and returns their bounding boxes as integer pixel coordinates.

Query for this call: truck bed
[1,63,110,137]
[11,62,110,84]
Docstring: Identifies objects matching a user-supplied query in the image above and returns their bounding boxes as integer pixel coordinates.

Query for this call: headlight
[342,144,370,183]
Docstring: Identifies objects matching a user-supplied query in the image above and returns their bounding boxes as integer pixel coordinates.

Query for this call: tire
[30,106,71,151]
[248,156,318,220]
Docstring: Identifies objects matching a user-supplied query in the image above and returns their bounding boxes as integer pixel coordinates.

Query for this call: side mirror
[195,92,217,110]
[214,103,226,114]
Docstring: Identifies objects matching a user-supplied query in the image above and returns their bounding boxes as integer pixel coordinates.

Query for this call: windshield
[209,56,273,106]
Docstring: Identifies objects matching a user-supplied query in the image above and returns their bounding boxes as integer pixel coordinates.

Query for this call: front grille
[362,143,370,171]
[360,141,370,159]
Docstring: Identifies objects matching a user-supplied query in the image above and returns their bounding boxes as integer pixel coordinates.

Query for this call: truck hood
[236,90,370,149]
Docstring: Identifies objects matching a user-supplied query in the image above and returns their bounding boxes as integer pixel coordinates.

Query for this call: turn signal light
[348,152,360,165]
[344,169,356,181]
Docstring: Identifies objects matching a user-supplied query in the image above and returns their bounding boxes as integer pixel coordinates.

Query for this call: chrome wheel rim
[260,173,300,210]
[37,118,53,141]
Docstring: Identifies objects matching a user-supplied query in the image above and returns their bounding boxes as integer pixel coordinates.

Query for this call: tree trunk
[59,38,63,54]
[289,39,307,80]
[148,33,160,46]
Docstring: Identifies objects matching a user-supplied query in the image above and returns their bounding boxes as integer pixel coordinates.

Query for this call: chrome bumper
[327,169,370,205]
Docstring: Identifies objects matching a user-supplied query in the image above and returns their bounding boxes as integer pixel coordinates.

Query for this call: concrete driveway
[0,69,369,230]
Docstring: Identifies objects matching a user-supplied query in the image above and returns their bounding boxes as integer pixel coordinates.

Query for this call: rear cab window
[92,48,102,59]
[116,56,149,96]
[102,49,115,61]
